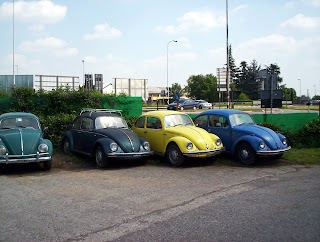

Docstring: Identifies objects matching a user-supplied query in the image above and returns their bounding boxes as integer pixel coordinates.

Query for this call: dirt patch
[52,151,93,170]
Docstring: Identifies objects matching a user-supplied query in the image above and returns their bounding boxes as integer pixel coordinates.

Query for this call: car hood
[0,128,41,155]
[167,126,218,150]
[234,124,284,149]
[96,128,141,152]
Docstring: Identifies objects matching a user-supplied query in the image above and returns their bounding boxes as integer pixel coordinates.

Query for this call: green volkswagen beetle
[0,112,53,170]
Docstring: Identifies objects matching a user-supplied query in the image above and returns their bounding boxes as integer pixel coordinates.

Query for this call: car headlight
[186,141,193,150]
[110,142,118,152]
[38,144,48,153]
[143,141,150,151]
[215,138,222,146]
[259,140,265,149]
[282,137,287,145]
[0,145,7,155]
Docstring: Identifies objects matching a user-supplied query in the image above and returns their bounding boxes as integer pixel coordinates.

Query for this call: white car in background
[195,100,212,109]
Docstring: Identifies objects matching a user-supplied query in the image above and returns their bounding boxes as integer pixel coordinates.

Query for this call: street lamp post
[167,40,177,104]
[298,78,301,104]
[82,60,85,88]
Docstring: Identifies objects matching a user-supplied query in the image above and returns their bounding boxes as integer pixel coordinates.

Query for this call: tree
[170,83,185,98]
[186,74,218,102]
[266,63,283,84]
[233,60,260,99]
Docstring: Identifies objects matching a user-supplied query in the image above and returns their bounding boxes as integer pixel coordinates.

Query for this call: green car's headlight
[0,145,7,155]
[215,138,222,146]
[38,144,48,153]
[143,141,150,151]
[110,142,118,152]
[186,141,193,150]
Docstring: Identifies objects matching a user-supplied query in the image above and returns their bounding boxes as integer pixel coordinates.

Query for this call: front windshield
[0,117,40,129]
[164,114,193,128]
[95,116,128,129]
[229,113,255,126]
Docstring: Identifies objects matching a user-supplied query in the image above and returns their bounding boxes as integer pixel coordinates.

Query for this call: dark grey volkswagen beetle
[62,109,153,168]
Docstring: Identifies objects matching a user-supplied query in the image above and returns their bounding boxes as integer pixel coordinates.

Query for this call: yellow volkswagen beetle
[132,111,225,166]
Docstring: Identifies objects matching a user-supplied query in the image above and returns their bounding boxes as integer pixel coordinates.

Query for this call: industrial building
[0,74,79,93]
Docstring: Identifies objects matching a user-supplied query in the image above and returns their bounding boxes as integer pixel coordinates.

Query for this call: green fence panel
[101,96,142,117]
[0,98,12,114]
[251,113,319,131]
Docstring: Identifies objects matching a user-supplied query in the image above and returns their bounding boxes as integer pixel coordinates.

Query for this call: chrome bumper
[256,146,291,156]
[0,152,52,164]
[183,147,225,157]
[106,151,153,158]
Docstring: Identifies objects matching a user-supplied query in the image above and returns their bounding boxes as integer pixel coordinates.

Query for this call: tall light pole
[167,40,177,104]
[226,0,230,109]
[82,60,85,87]
[12,0,15,88]
[298,78,301,104]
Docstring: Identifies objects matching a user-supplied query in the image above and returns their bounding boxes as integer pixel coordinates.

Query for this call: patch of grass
[282,148,320,165]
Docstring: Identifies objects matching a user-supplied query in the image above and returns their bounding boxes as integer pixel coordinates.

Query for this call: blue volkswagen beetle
[193,109,291,165]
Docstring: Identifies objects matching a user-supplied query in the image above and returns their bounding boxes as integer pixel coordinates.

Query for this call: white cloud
[235,34,296,65]
[281,14,320,30]
[303,0,320,7]
[231,4,248,14]
[157,9,224,34]
[84,23,122,40]
[83,56,97,63]
[18,37,78,57]
[0,0,67,24]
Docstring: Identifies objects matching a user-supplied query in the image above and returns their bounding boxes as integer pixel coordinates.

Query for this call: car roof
[0,112,39,120]
[80,112,120,119]
[140,110,189,118]
[198,109,246,116]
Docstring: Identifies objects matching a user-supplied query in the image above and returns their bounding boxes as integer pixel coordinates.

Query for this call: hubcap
[169,149,179,164]
[241,149,249,159]
[96,150,103,164]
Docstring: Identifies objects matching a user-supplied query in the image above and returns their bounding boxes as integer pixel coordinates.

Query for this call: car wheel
[95,146,107,168]
[38,160,52,171]
[236,143,256,165]
[193,106,197,110]
[62,138,71,155]
[167,143,184,167]
[180,106,184,111]
[199,105,203,109]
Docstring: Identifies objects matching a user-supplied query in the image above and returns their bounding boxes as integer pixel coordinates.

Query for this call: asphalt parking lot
[0,157,319,242]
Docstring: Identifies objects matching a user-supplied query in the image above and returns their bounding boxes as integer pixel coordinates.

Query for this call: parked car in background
[62,109,153,168]
[167,98,198,110]
[132,111,225,167]
[195,100,212,109]
[0,112,53,170]
[193,109,291,165]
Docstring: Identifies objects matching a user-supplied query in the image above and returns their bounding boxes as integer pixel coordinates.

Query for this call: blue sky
[0,0,319,97]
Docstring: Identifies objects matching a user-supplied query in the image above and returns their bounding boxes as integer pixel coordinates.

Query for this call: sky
[0,0,319,97]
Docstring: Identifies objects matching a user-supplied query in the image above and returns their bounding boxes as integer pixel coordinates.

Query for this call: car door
[144,116,164,153]
[78,117,96,154]
[207,114,232,150]
[70,117,82,151]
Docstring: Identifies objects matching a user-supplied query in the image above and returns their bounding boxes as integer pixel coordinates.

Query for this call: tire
[236,143,256,165]
[199,105,203,109]
[95,146,107,168]
[193,106,197,110]
[39,160,52,171]
[180,106,184,111]
[62,138,71,155]
[167,143,184,167]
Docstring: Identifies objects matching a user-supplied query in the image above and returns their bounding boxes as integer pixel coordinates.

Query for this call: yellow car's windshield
[164,114,193,128]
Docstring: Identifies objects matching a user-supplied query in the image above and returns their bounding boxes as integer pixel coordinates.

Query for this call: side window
[73,117,81,129]
[146,117,162,129]
[135,117,145,128]
[194,115,208,128]
[81,118,94,130]
[209,115,228,128]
